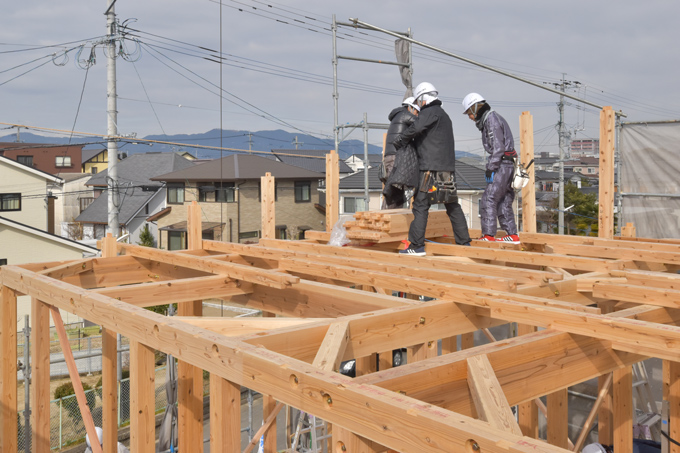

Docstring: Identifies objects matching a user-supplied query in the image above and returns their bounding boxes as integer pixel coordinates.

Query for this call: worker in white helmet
[462,92,520,244]
[382,96,420,209]
[85,426,130,453]
[392,82,471,256]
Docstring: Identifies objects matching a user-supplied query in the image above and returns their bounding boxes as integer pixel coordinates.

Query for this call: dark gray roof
[535,170,581,181]
[349,153,383,163]
[82,148,106,163]
[271,149,353,174]
[152,153,324,182]
[76,187,160,225]
[86,152,196,187]
[455,160,486,191]
[339,167,383,190]
[457,156,485,170]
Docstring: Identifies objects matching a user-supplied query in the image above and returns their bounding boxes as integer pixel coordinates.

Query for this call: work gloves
[485,170,495,184]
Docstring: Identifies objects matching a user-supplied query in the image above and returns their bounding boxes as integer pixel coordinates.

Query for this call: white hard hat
[86,427,104,447]
[582,443,607,453]
[462,92,485,114]
[413,82,438,101]
[402,96,419,110]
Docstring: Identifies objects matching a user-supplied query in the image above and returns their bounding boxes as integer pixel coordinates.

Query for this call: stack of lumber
[343,209,453,242]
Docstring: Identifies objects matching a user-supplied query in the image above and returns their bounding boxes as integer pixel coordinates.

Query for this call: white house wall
[0,162,51,230]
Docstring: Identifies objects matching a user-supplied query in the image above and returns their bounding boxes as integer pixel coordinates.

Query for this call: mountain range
[0,129,479,160]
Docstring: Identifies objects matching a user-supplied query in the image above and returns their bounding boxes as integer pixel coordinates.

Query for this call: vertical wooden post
[599,106,616,239]
[178,202,204,452]
[326,150,339,232]
[209,376,240,453]
[613,366,633,453]
[520,111,536,233]
[621,222,636,238]
[130,340,155,453]
[516,324,538,437]
[261,172,276,239]
[408,341,437,363]
[355,354,378,377]
[30,298,50,452]
[461,332,475,350]
[669,361,680,453]
[0,286,18,453]
[598,302,614,445]
[101,234,118,453]
[333,426,382,453]
[547,389,568,448]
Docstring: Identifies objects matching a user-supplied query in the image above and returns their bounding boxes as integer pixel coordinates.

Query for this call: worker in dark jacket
[382,96,419,209]
[393,82,471,256]
[462,92,520,244]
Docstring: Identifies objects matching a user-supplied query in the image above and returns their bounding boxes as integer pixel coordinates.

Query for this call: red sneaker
[478,235,497,241]
[498,234,520,244]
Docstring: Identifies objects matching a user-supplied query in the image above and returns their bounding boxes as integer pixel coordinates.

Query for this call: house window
[168,231,186,250]
[79,197,94,213]
[216,182,235,203]
[56,156,72,167]
[588,167,597,174]
[167,183,185,204]
[0,259,7,266]
[91,167,98,174]
[239,230,260,242]
[258,182,278,202]
[343,197,366,213]
[17,155,33,167]
[295,181,311,203]
[0,193,21,211]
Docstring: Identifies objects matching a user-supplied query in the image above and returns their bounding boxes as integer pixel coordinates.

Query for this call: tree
[137,223,156,247]
[550,182,598,235]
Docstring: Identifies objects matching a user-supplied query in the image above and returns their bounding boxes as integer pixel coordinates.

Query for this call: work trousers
[408,171,471,248]
[480,160,517,237]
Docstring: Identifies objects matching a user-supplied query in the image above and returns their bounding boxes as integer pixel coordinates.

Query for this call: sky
[2,0,680,157]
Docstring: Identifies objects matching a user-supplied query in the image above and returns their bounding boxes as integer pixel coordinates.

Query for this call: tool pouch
[426,171,458,204]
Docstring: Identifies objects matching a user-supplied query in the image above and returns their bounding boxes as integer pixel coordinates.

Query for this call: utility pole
[292,136,303,150]
[247,132,253,152]
[363,112,369,211]
[549,74,580,235]
[106,0,120,237]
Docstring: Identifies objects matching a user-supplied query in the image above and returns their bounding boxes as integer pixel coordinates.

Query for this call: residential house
[570,138,599,157]
[151,153,325,249]
[76,152,196,244]
[51,173,94,239]
[271,149,354,176]
[563,156,599,176]
[339,166,383,214]
[82,148,108,174]
[345,153,383,173]
[0,142,84,174]
[535,170,585,192]
[0,155,63,233]
[0,216,98,325]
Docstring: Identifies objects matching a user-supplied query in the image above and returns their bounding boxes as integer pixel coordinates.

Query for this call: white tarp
[620,121,680,238]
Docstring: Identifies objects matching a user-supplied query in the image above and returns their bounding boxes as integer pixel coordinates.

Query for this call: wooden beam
[599,106,616,239]
[50,306,102,453]
[130,340,155,453]
[261,172,276,239]
[548,243,680,265]
[37,257,93,279]
[1,265,573,453]
[94,275,252,307]
[593,282,680,309]
[466,354,522,436]
[612,366,633,453]
[326,150,339,232]
[177,317,329,336]
[209,375,241,453]
[520,111,536,234]
[333,426,383,453]
[546,389,569,449]
[187,200,202,250]
[573,373,612,452]
[100,233,118,453]
[31,298,50,452]
[254,238,563,285]
[426,242,623,273]
[119,243,299,289]
[0,286,17,453]
[312,321,350,372]
[516,324,538,439]
[669,361,680,453]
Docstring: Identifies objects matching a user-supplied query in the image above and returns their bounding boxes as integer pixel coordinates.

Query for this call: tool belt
[422,171,458,204]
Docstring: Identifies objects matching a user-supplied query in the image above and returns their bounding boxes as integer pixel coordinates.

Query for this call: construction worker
[462,92,520,244]
[393,82,471,256]
[85,426,130,453]
[382,96,420,209]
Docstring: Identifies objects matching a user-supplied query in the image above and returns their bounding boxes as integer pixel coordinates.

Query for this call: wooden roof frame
[2,110,679,453]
